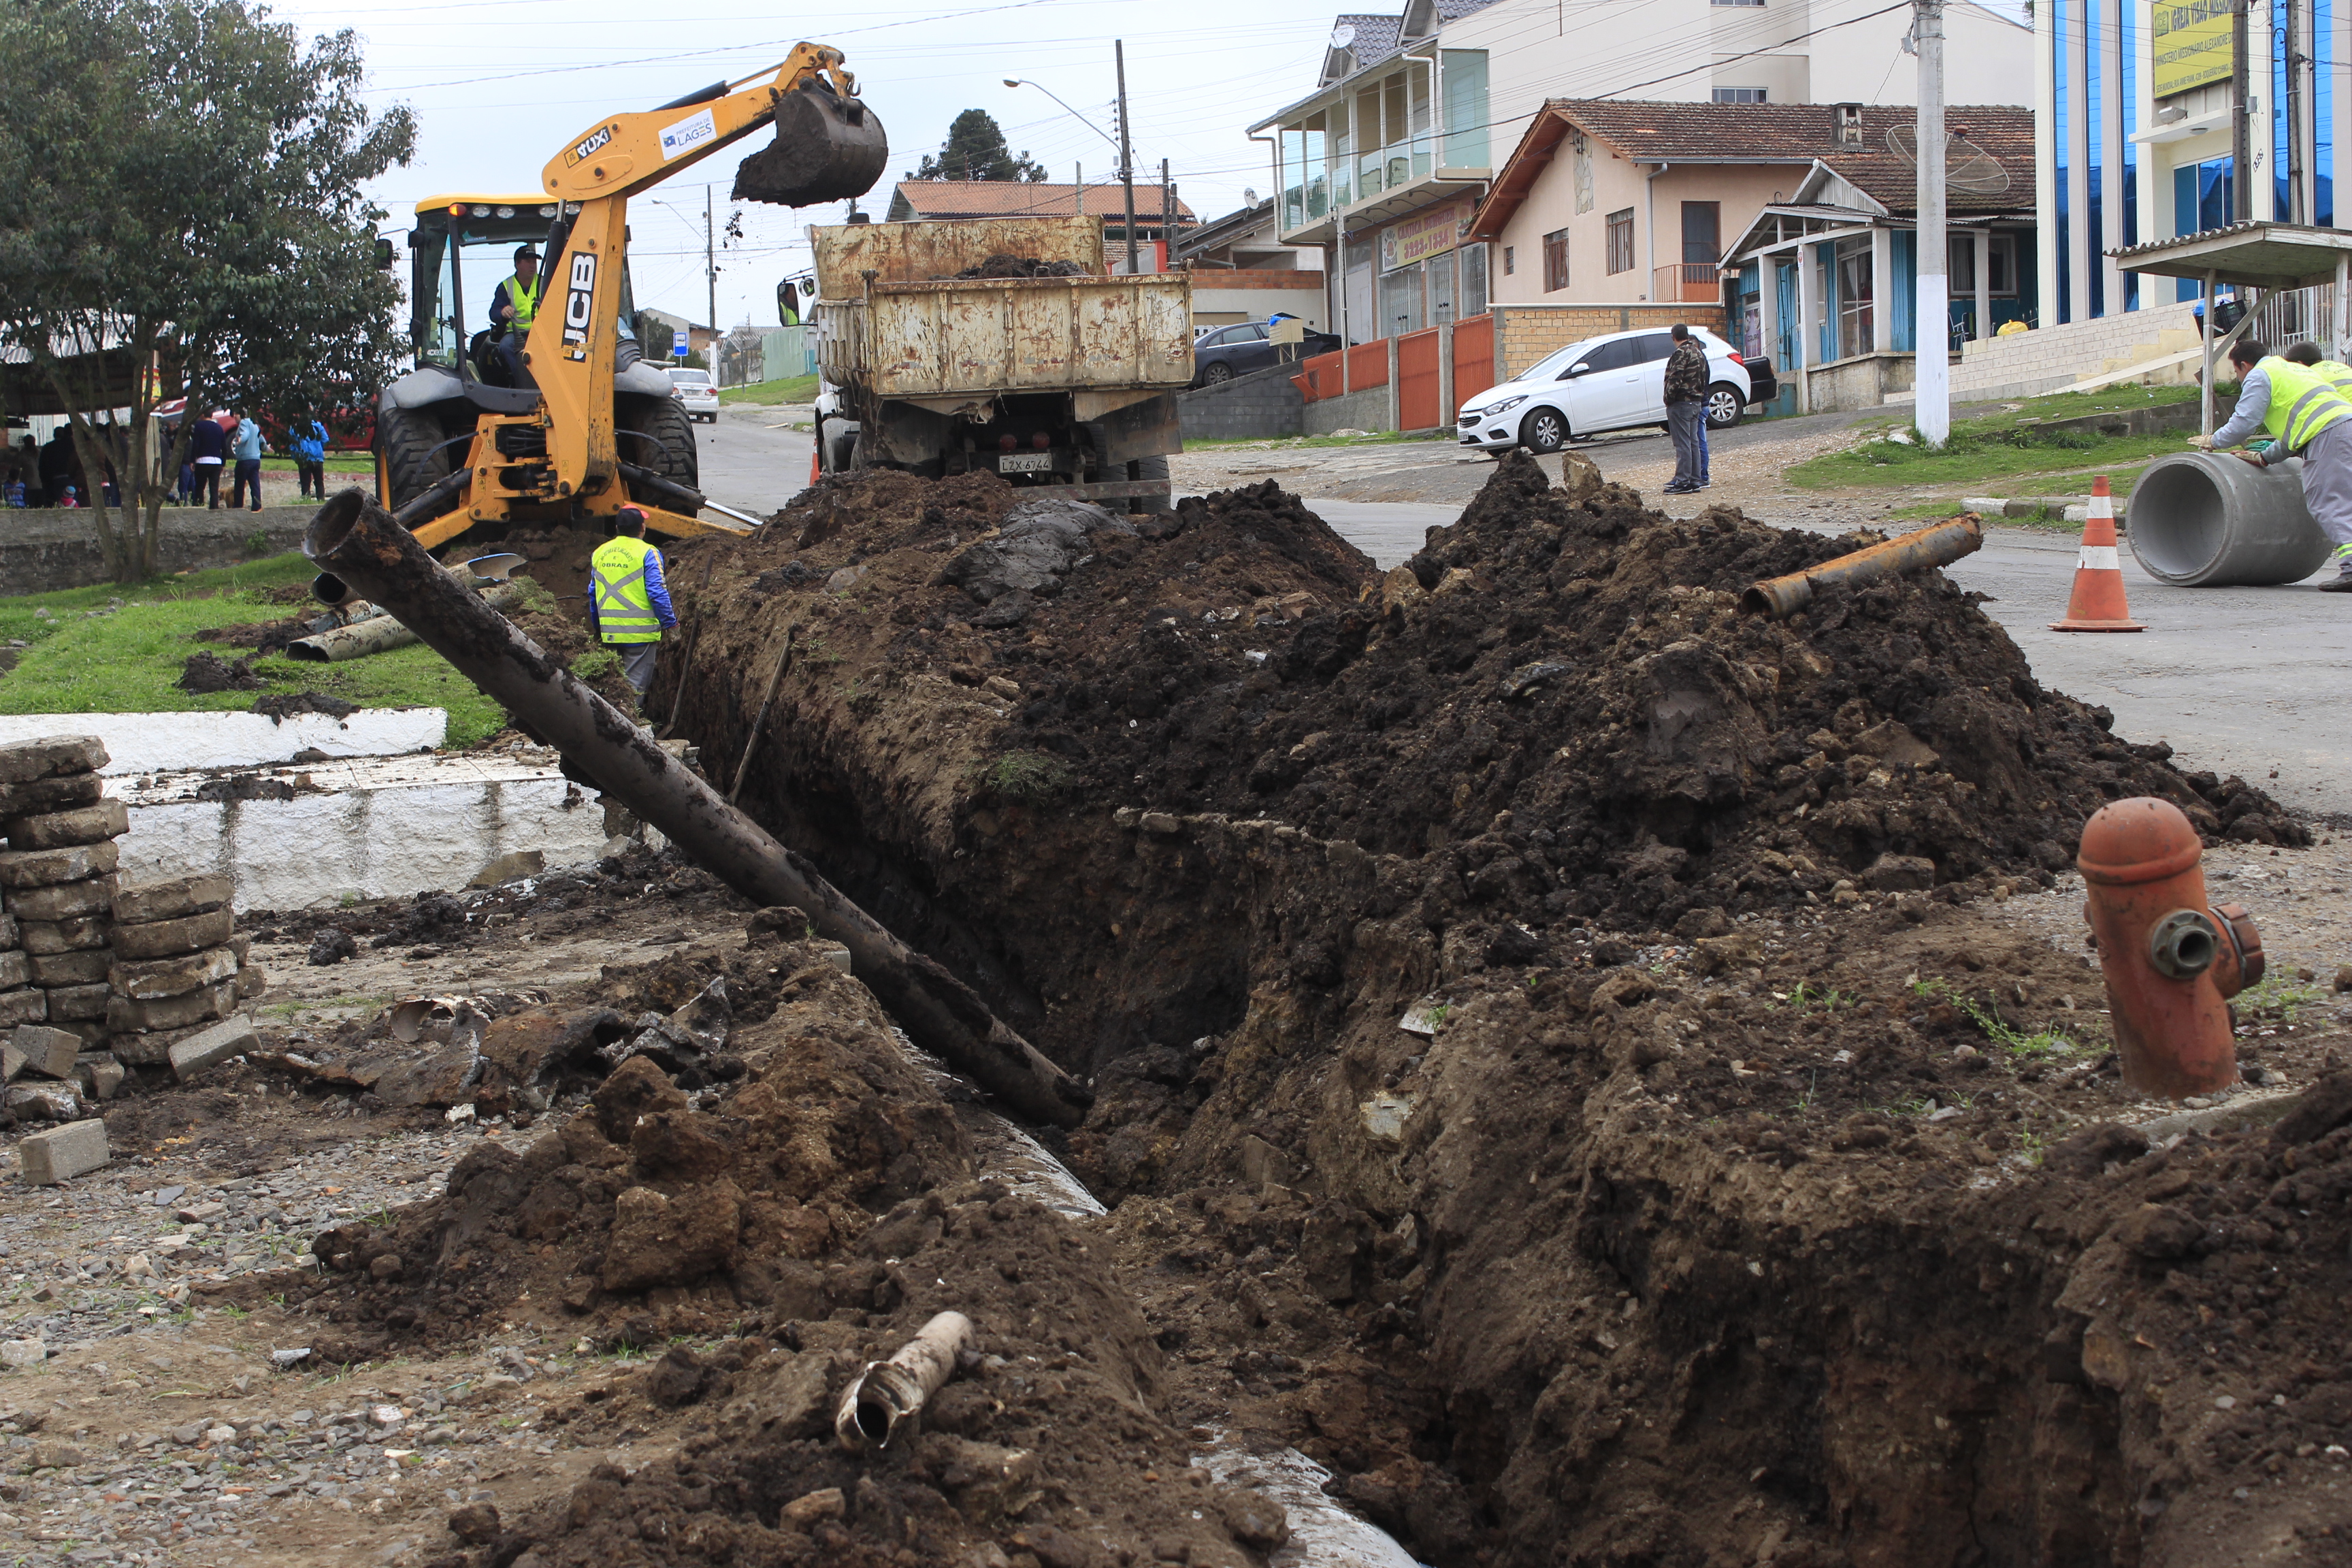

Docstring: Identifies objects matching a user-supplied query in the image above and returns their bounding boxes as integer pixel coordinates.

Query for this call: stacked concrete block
[107,874,264,1068]
[0,735,117,1053]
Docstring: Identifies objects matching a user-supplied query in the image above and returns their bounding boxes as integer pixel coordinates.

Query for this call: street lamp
[646,192,718,375]
[1002,79,1118,150]
[1007,49,1139,272]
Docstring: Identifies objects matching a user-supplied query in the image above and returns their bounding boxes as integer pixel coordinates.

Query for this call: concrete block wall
[1,506,314,595]
[1301,386,1392,436]
[1177,363,1306,440]
[1951,304,2201,402]
[1494,303,1729,380]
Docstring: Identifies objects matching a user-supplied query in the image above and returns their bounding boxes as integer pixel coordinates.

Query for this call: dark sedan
[1190,319,1341,387]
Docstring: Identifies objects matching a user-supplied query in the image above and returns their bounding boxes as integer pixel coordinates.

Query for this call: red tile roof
[1471,99,2034,237]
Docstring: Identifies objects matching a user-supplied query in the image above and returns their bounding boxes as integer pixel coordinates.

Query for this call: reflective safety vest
[499,273,542,335]
[590,536,662,644]
[2308,358,2352,399]
[2255,355,2352,452]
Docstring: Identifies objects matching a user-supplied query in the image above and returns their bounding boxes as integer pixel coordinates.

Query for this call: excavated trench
[282,459,2350,1568]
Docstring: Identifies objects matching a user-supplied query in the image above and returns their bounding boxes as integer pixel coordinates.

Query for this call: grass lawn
[718,372,820,406]
[258,455,373,473]
[0,552,506,747]
[1788,383,2206,492]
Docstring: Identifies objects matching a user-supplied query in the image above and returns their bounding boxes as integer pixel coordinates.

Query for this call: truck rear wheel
[619,395,699,492]
[1128,454,1172,514]
[378,404,456,517]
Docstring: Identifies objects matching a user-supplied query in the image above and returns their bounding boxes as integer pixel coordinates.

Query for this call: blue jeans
[1667,400,1705,490]
[231,457,263,510]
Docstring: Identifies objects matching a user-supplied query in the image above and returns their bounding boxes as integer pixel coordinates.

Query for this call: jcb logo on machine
[566,125,617,165]
[562,252,598,360]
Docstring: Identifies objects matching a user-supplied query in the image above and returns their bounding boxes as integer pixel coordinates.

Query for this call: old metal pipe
[1742,516,1984,619]
[835,1311,973,1451]
[287,582,523,662]
[2078,796,2263,1099]
[2126,451,2334,586]
[302,489,1092,1128]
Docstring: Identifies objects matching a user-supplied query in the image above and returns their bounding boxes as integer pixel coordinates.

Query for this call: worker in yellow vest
[2193,336,2352,592]
[491,245,543,386]
[589,506,677,700]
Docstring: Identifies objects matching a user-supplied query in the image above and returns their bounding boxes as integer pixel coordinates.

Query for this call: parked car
[1190,319,1341,387]
[1455,326,1760,455]
[669,367,720,423]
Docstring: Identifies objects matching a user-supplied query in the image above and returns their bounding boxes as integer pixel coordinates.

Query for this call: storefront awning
[2110,221,2352,290]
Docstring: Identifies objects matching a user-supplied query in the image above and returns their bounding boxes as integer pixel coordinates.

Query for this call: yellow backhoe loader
[374,44,885,549]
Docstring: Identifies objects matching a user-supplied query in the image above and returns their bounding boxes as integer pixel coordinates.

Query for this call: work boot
[2321,546,2352,589]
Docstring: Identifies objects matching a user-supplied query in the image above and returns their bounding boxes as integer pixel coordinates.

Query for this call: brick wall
[1951,303,2201,399]
[1494,303,1729,380]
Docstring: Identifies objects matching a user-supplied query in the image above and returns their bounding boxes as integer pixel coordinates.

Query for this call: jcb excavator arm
[408,45,882,549]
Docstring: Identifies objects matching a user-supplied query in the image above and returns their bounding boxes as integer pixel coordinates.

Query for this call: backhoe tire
[619,395,699,494]
[378,404,455,518]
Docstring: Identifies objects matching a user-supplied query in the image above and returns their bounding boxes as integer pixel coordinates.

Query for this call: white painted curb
[0,709,447,774]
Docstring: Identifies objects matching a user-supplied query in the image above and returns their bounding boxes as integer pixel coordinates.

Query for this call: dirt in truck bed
[10,456,2350,1568]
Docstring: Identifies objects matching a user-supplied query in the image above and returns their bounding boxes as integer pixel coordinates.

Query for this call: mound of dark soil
[942,254,1090,280]
[196,618,305,657]
[254,690,357,721]
[177,649,265,692]
[998,453,2302,933]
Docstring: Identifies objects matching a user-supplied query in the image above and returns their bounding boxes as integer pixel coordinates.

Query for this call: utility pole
[1914,0,1949,448]
[1160,157,1173,269]
[1115,39,1139,274]
[2286,0,2305,222]
[2231,0,2251,222]
[704,185,719,383]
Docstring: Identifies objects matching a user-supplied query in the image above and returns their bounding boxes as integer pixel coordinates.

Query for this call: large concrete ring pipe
[2126,452,2334,586]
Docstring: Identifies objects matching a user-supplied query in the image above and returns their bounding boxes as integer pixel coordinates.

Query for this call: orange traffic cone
[2051,476,2144,632]
[808,446,822,485]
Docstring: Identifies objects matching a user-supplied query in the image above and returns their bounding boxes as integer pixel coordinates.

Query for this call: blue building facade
[2039,0,2340,324]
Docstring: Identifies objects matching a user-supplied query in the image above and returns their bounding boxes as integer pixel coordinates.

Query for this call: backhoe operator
[491,245,544,384]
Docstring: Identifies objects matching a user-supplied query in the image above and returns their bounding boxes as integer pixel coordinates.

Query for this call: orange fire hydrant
[2077,797,2264,1098]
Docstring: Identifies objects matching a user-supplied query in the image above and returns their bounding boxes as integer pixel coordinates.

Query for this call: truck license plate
[998,452,1053,473]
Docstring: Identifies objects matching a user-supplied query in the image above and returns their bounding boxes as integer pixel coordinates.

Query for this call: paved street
[694,404,813,519]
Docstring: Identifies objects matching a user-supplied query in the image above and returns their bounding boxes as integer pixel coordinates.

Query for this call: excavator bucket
[733,79,888,208]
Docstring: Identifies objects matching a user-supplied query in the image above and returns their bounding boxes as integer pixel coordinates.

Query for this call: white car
[1456,326,1756,455]
[669,368,720,423]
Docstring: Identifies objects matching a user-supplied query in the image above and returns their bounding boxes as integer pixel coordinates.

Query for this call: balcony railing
[1654,262,1723,304]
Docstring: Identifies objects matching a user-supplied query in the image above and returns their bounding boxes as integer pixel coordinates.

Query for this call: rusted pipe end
[283,640,331,664]
[1740,579,1807,618]
[305,488,373,566]
[2076,796,2204,885]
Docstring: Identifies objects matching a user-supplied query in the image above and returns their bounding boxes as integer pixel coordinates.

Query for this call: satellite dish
[1884,124,2011,198]
[1330,22,1357,49]
[1244,187,1260,206]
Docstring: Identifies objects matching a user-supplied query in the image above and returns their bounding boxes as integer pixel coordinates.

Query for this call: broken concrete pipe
[2077,796,2263,1099]
[301,488,1090,1128]
[834,1310,973,1452]
[1741,516,1984,620]
[287,582,525,662]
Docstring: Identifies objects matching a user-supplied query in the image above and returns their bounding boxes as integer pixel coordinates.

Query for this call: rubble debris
[17,1117,108,1183]
[306,926,357,966]
[252,690,359,722]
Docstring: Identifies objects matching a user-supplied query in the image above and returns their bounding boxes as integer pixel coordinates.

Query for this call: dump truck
[809,214,1190,509]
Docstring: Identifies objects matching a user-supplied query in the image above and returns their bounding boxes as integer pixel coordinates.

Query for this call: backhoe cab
[372,44,885,551]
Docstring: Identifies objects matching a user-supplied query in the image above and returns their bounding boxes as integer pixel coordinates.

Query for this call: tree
[911,110,1047,182]
[0,0,415,581]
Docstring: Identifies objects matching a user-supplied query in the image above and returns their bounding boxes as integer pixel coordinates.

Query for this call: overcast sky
[270,0,1345,330]
[270,0,2031,333]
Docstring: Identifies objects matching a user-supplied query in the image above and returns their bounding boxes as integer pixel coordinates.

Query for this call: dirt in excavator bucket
[732,81,888,208]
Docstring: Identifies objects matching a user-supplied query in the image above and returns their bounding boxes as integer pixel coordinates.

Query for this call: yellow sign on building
[2152,0,2234,98]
